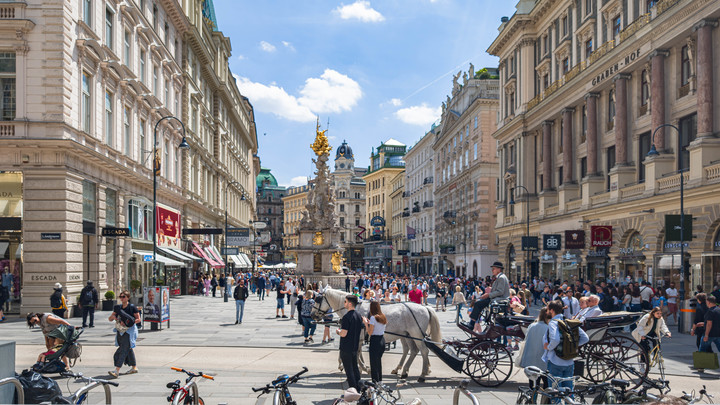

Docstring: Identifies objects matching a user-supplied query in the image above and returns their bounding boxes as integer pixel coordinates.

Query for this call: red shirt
[409,289,423,304]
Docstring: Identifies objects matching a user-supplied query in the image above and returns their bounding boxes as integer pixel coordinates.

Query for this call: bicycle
[252,366,307,405]
[165,367,214,405]
[681,385,715,404]
[59,371,119,404]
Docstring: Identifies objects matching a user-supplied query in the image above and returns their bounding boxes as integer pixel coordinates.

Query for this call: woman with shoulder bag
[108,290,140,377]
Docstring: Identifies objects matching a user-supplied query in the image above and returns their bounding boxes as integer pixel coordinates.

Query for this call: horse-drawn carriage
[426,301,648,388]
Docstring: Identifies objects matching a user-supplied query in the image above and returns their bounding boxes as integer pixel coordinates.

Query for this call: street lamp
[152,116,190,286]
[509,185,530,282]
[647,123,687,333]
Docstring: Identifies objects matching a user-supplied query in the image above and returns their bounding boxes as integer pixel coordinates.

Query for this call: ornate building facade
[0,0,257,313]
[490,0,720,298]
[433,65,500,278]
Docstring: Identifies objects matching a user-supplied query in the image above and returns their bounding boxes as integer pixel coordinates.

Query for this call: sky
[213,0,519,188]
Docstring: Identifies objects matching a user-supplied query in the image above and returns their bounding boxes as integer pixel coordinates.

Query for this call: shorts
[277,298,285,309]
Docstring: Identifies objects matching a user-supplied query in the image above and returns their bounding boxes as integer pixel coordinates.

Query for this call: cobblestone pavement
[1,291,717,404]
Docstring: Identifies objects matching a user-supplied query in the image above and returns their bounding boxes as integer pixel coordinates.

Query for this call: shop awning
[132,250,185,267]
[158,247,202,263]
[206,246,225,267]
[191,242,223,268]
[657,255,682,270]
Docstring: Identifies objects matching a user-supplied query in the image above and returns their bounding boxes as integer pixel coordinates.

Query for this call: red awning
[192,242,223,268]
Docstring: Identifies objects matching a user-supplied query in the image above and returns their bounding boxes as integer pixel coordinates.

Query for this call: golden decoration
[312,231,324,246]
[331,251,342,273]
[310,119,332,157]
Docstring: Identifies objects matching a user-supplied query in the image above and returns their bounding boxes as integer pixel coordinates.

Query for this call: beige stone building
[282,183,311,262]
[363,139,406,272]
[490,0,720,300]
[403,130,436,274]
[0,0,257,314]
[433,66,500,278]
[389,171,406,273]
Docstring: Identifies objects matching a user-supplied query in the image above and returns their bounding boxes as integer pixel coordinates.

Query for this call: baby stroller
[33,325,83,374]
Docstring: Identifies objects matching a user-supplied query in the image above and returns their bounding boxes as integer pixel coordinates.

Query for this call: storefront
[702,230,720,290]
[0,172,23,313]
[618,233,647,283]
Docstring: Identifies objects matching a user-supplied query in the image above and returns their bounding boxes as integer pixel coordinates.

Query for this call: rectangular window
[105,91,113,146]
[124,30,131,65]
[638,131,651,182]
[585,38,593,59]
[139,119,146,164]
[681,45,691,86]
[123,107,131,156]
[105,8,113,49]
[83,0,92,27]
[81,71,91,131]
[678,113,697,171]
[139,50,146,83]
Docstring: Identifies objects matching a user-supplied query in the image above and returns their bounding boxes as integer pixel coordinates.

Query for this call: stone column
[694,20,718,138]
[585,93,599,174]
[613,74,631,165]
[542,121,553,190]
[562,107,575,183]
[650,50,669,150]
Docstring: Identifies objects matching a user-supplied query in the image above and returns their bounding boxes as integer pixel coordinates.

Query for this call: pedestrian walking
[337,294,363,391]
[451,285,467,323]
[79,281,99,328]
[50,283,67,318]
[300,290,316,343]
[363,301,387,383]
[234,280,248,324]
[108,290,140,377]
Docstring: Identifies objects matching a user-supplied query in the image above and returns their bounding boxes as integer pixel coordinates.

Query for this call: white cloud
[395,104,441,126]
[234,69,363,122]
[335,1,385,23]
[389,98,403,107]
[259,41,276,52]
[281,41,296,51]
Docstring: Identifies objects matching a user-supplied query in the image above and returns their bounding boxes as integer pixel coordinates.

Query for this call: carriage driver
[468,261,510,328]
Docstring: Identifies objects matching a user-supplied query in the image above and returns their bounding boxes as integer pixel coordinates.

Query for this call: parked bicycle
[252,366,307,405]
[165,367,214,405]
[59,371,119,404]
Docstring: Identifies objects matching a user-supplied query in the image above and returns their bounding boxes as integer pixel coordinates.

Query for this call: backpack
[550,319,583,360]
[50,292,62,308]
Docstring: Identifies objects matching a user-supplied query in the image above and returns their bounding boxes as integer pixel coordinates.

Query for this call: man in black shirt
[337,294,363,390]
[702,296,720,352]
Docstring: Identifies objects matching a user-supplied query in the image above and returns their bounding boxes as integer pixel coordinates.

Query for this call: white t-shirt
[369,315,386,336]
[665,288,678,304]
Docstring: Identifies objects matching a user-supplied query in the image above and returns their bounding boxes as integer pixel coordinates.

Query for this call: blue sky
[213,0,519,187]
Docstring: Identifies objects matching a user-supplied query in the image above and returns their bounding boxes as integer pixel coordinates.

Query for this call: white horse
[311,287,442,382]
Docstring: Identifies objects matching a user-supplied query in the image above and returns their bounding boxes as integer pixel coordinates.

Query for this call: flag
[407,225,416,240]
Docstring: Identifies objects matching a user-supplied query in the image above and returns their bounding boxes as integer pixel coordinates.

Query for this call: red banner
[591,226,613,247]
[156,204,181,249]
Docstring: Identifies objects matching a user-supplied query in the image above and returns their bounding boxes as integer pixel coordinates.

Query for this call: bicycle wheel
[463,340,513,387]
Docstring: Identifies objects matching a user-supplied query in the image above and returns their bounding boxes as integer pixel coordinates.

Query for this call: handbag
[693,351,719,370]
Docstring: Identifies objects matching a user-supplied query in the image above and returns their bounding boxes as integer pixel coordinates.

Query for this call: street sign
[521,236,539,251]
[252,222,267,230]
[182,228,223,235]
[543,234,561,251]
[222,247,239,255]
[665,215,692,242]
[227,228,250,246]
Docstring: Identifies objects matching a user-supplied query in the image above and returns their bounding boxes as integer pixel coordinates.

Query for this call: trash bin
[681,298,697,334]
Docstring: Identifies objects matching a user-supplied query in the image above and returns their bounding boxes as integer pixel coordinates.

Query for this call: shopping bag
[693,351,719,370]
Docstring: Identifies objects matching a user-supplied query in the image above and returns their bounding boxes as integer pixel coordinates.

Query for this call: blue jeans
[546,361,574,392]
[302,316,316,338]
[700,337,720,353]
[235,300,245,322]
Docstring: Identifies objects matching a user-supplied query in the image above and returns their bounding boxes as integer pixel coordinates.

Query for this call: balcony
[423,200,434,208]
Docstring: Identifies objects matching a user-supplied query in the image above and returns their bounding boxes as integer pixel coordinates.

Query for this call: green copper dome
[256,167,278,189]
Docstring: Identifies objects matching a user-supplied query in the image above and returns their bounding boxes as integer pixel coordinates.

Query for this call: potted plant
[102,290,116,311]
[129,279,142,305]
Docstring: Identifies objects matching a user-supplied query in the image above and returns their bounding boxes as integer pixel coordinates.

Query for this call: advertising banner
[591,226,613,247]
[565,230,586,249]
[143,286,170,323]
[156,204,181,249]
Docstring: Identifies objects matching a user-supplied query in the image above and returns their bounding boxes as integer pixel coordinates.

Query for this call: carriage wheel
[582,335,648,390]
[463,341,513,387]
